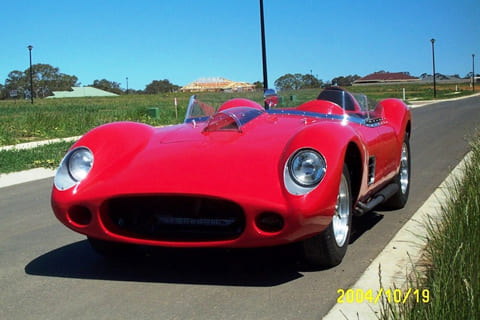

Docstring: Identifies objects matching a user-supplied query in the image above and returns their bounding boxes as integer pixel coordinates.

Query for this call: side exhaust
[355,183,399,215]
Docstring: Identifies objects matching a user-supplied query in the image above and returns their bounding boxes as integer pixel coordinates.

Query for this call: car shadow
[25,240,305,287]
[350,211,384,244]
[25,212,385,284]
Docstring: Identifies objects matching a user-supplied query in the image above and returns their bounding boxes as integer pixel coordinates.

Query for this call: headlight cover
[54,147,94,191]
[68,148,94,181]
[284,149,326,195]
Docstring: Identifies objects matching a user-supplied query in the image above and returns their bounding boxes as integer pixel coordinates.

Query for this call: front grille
[102,196,245,241]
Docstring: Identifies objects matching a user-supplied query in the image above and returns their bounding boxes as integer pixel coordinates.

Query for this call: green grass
[0,141,72,174]
[0,92,271,146]
[0,83,477,173]
[348,82,476,102]
[379,135,480,319]
[0,94,188,146]
[1,84,476,146]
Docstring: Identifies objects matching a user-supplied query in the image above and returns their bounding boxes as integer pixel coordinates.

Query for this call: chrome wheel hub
[400,142,409,194]
[332,174,350,247]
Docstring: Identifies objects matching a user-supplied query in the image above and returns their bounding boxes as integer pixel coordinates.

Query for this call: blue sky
[1,0,479,90]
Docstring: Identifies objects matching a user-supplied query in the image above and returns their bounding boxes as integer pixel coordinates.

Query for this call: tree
[5,70,28,91]
[253,81,263,89]
[91,79,123,95]
[419,73,430,80]
[144,79,180,94]
[465,72,480,79]
[331,74,360,86]
[274,73,323,91]
[301,74,323,88]
[435,73,448,80]
[277,73,302,90]
[4,64,79,98]
[32,64,79,97]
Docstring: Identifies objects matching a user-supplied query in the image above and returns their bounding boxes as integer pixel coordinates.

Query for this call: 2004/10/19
[337,288,430,304]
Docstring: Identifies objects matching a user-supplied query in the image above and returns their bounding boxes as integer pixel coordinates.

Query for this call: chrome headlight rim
[288,148,327,188]
[284,148,327,195]
[67,147,94,182]
[54,146,94,191]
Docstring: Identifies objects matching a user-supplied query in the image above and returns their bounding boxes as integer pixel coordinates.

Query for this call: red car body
[51,87,411,267]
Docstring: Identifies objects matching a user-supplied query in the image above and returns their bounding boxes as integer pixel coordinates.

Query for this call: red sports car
[51,87,411,267]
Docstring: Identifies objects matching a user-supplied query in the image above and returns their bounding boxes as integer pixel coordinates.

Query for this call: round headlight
[68,147,93,182]
[289,149,326,187]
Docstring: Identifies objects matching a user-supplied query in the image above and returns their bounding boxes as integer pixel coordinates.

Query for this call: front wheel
[301,164,353,268]
[381,136,410,210]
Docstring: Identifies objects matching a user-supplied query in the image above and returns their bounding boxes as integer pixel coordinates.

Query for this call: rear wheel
[301,165,353,268]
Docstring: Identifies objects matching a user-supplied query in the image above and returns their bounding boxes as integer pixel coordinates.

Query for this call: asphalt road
[1,96,480,320]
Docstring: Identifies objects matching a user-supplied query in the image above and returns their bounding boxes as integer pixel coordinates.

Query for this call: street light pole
[27,45,34,104]
[126,77,129,94]
[259,0,268,92]
[430,39,436,98]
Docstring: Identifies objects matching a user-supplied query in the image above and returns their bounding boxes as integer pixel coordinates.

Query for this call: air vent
[368,156,376,185]
[101,196,245,242]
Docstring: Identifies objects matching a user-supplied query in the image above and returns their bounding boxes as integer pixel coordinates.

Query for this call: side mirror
[263,89,279,109]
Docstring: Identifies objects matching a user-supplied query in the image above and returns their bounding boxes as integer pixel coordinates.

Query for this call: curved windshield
[184,95,216,123]
[317,88,356,111]
[351,93,377,112]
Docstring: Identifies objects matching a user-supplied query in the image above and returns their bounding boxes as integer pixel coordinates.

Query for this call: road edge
[322,152,470,319]
[0,167,56,188]
[0,136,82,151]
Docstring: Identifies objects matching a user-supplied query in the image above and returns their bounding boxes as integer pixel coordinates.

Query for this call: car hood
[73,112,318,205]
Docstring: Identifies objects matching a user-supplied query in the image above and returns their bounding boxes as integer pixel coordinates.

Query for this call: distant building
[47,87,119,98]
[353,72,419,85]
[180,77,255,93]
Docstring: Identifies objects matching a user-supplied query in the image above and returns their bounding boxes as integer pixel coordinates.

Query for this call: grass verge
[379,135,480,319]
[0,141,72,174]
[1,84,476,146]
[1,84,477,173]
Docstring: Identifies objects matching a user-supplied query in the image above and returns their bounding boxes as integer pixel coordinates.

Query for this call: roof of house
[47,86,119,98]
[353,72,419,84]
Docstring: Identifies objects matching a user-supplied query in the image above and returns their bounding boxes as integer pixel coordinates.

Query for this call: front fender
[64,122,155,193]
[280,122,364,219]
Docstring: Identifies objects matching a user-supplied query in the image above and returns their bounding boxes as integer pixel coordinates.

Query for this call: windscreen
[317,89,355,111]
[184,95,216,123]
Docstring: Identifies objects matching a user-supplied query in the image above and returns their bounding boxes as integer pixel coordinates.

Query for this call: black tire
[382,135,410,210]
[301,165,353,268]
[88,237,137,258]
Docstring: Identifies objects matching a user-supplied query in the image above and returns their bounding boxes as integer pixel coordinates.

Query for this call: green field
[0,83,476,147]
[0,141,72,173]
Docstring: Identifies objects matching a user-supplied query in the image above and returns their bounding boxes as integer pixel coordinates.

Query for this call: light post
[126,77,129,94]
[27,45,34,104]
[259,0,268,92]
[430,39,436,98]
[473,54,475,92]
